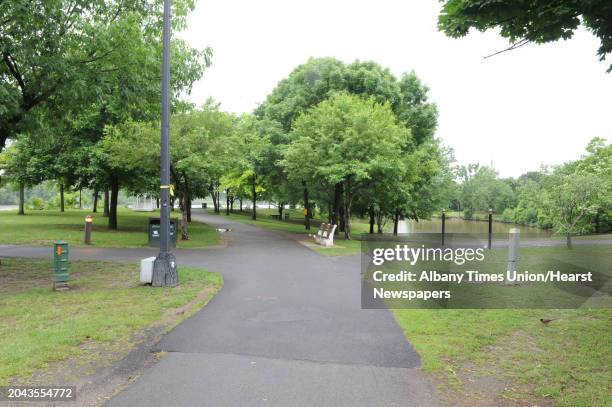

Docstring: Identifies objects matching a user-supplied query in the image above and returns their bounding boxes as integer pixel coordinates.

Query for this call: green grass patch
[0,257,222,384]
[388,244,611,406]
[0,209,219,248]
[394,309,611,406]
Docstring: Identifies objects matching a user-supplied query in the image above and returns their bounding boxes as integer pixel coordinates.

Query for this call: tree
[284,93,409,239]
[0,130,55,214]
[169,106,236,239]
[0,0,211,152]
[258,58,440,230]
[232,115,270,220]
[93,121,159,230]
[438,0,612,71]
[257,58,438,138]
[543,172,602,248]
[457,165,516,218]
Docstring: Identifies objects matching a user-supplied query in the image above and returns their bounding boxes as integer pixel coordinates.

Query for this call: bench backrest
[317,222,327,236]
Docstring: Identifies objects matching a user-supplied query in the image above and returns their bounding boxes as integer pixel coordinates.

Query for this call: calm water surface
[405,218,551,237]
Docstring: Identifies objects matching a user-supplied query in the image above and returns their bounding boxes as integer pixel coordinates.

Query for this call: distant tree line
[449,138,611,246]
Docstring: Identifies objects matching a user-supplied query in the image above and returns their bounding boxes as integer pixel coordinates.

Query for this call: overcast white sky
[178,0,611,178]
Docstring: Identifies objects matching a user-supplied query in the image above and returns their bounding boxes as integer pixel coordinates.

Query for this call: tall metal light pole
[152,0,178,287]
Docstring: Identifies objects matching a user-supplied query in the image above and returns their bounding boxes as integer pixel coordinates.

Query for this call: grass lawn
[0,209,219,248]
[387,244,611,406]
[0,257,222,385]
[216,208,375,256]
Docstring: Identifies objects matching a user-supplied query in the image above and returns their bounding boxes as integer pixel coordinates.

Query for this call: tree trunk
[210,190,218,213]
[332,183,342,234]
[186,195,192,222]
[369,207,375,234]
[377,211,383,234]
[566,232,572,249]
[278,202,283,219]
[156,197,160,209]
[60,182,65,212]
[18,181,25,215]
[252,174,257,220]
[230,196,234,213]
[304,186,310,230]
[103,188,110,217]
[240,197,243,212]
[343,178,352,240]
[109,176,119,230]
[393,208,400,236]
[179,179,189,240]
[79,188,82,209]
[226,190,230,215]
[93,189,99,213]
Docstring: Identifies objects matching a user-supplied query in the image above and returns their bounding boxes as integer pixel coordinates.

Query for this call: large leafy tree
[257,57,440,230]
[438,0,612,71]
[257,57,438,139]
[0,0,210,151]
[543,171,602,248]
[283,93,410,239]
[457,164,516,218]
[1,0,210,228]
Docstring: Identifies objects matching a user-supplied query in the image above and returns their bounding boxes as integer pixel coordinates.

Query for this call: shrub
[27,197,45,210]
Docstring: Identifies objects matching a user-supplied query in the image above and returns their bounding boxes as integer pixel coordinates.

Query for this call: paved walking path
[1,211,439,406]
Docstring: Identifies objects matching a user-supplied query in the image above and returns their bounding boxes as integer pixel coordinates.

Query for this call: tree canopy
[438,0,612,71]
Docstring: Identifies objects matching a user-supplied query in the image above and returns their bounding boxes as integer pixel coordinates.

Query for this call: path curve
[2,210,440,406]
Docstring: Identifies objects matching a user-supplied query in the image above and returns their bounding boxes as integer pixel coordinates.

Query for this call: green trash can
[148,218,178,248]
[53,241,69,290]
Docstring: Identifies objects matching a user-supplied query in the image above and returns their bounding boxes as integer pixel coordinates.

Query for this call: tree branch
[483,38,531,59]
[2,51,26,95]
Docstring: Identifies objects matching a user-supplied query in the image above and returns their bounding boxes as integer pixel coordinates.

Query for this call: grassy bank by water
[0,209,219,248]
[389,244,611,406]
[0,257,222,385]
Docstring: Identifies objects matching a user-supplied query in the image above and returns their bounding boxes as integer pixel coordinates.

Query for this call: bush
[27,197,45,210]
[501,208,514,222]
[463,208,473,220]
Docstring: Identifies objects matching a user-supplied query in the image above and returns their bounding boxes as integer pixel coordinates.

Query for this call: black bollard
[487,208,493,249]
[441,209,446,246]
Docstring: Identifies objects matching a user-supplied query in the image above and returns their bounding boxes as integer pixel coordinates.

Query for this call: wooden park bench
[308,222,337,247]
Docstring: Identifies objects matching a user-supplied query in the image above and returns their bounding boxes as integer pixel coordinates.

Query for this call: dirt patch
[432,337,553,407]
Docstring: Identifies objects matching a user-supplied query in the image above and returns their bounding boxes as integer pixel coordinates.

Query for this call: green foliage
[257,57,438,144]
[27,197,45,210]
[438,0,612,71]
[457,164,516,217]
[0,0,210,151]
[455,138,611,236]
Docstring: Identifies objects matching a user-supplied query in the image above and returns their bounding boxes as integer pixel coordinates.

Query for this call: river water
[404,218,551,237]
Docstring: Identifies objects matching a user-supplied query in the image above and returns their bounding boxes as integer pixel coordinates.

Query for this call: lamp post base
[152,252,178,287]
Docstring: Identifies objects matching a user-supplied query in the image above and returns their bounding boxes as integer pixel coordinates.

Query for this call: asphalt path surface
[0,210,439,406]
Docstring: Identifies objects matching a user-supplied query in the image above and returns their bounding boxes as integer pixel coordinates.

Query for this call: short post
[84,215,93,244]
[506,228,520,285]
[441,209,446,246]
[487,208,493,249]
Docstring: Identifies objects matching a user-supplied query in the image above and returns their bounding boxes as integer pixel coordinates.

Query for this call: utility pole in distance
[152,0,178,287]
